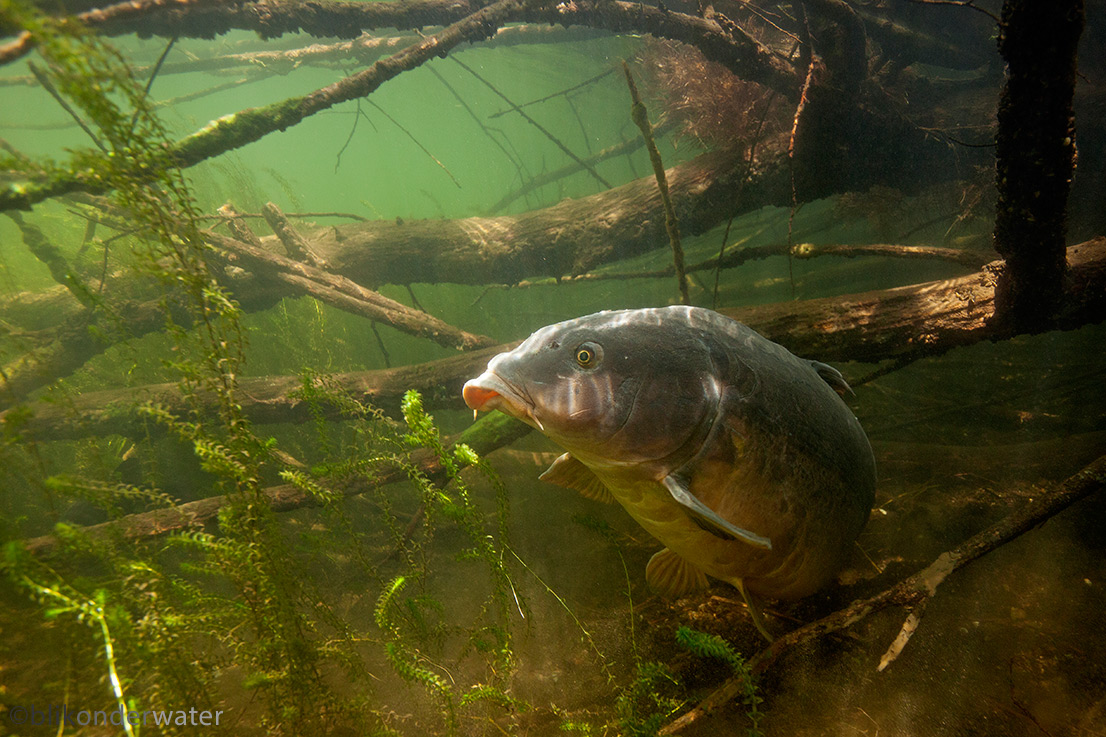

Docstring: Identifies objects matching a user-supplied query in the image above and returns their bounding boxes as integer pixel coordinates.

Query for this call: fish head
[463,309,725,472]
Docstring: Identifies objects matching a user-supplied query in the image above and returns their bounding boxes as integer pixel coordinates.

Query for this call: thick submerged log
[992,0,1084,331]
[729,237,1106,363]
[6,239,1104,443]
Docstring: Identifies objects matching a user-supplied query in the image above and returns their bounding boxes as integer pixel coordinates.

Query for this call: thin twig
[452,55,612,190]
[426,64,526,187]
[370,320,392,368]
[622,61,689,305]
[711,82,783,309]
[565,96,593,155]
[334,98,364,173]
[488,68,615,119]
[903,0,1000,24]
[365,99,461,188]
[207,209,368,222]
[142,35,177,95]
[405,284,426,312]
[27,62,107,153]
[786,2,816,301]
[486,119,674,214]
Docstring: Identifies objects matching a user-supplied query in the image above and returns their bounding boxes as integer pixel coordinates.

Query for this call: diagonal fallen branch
[623,60,689,304]
[207,229,497,352]
[4,238,1104,440]
[20,411,532,558]
[0,0,536,211]
[660,452,1106,734]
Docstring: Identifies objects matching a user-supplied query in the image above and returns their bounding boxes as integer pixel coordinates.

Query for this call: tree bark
[7,239,1104,442]
[992,0,1084,332]
[1,0,800,95]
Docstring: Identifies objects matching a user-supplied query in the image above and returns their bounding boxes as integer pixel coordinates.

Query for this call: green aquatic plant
[675,626,764,737]
[556,514,682,737]
[3,548,136,736]
[615,660,682,737]
[0,8,523,735]
[375,574,458,730]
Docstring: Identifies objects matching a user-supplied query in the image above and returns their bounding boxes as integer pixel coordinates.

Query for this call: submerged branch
[20,411,532,557]
[485,240,989,288]
[6,239,1104,441]
[790,242,992,268]
[661,451,1106,733]
[3,342,515,442]
[1,0,800,96]
[260,201,327,268]
[623,61,689,304]
[208,229,497,351]
[0,0,534,211]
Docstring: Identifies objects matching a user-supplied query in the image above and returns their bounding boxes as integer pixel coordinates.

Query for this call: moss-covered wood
[7,239,1104,442]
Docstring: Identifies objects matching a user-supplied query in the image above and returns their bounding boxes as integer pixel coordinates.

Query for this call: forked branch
[660,453,1106,734]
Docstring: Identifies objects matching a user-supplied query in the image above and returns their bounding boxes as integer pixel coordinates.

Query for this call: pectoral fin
[662,475,772,550]
[539,453,616,504]
[646,548,709,598]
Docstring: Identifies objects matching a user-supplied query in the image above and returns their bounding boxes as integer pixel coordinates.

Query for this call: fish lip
[463,371,544,430]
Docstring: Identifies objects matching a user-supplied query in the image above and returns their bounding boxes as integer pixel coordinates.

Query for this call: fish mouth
[462,371,545,431]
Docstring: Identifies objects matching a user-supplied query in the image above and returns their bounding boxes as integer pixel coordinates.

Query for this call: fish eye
[574,342,602,368]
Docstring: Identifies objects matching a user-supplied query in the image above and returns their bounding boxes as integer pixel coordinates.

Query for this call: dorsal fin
[810,360,854,397]
[539,453,616,504]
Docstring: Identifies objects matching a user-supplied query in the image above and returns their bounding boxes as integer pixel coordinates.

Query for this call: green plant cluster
[675,626,764,737]
[0,8,766,737]
[0,8,524,735]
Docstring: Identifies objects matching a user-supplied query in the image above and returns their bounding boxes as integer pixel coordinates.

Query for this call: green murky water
[1,3,1104,736]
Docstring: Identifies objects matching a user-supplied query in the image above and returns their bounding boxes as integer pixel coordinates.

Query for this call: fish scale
[463,305,876,640]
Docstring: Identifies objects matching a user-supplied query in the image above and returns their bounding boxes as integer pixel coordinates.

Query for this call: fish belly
[601,476,754,588]
[600,470,854,601]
